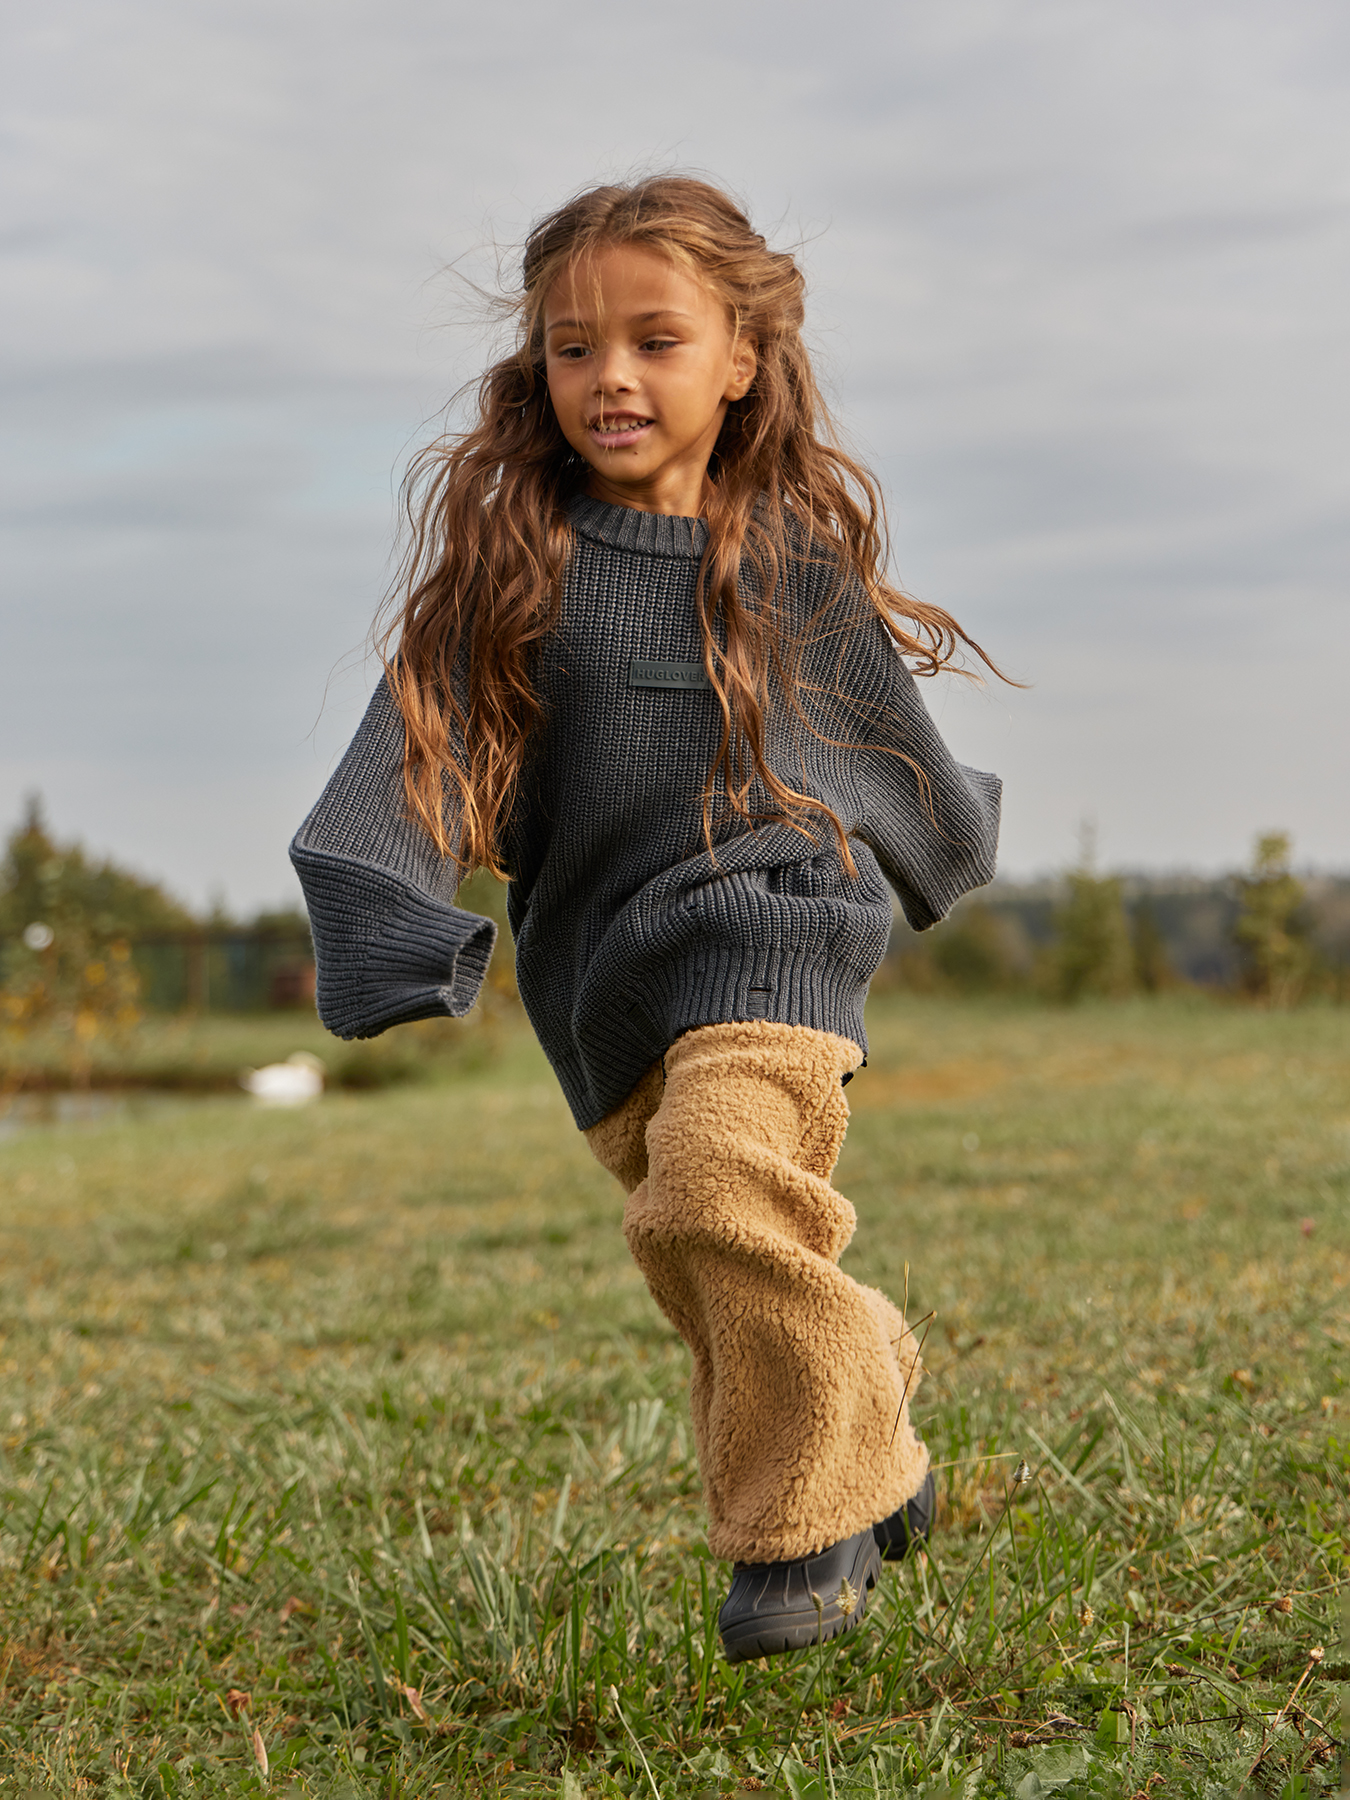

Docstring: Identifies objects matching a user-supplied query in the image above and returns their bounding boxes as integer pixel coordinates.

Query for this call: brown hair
[379,175,998,878]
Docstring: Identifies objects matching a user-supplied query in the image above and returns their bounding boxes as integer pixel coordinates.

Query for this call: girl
[291,177,1001,1663]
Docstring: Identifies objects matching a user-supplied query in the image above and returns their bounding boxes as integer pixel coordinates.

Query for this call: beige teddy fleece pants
[583,1020,929,1565]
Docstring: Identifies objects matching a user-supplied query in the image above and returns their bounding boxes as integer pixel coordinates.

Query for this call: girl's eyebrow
[545,309,695,334]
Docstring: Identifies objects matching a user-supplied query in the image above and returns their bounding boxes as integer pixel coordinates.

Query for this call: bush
[1130,897,1174,992]
[0,798,193,1086]
[882,900,1030,995]
[1233,832,1312,1006]
[1046,868,1134,1001]
[929,903,1026,994]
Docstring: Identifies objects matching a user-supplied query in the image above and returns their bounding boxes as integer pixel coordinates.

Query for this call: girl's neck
[584,472,706,521]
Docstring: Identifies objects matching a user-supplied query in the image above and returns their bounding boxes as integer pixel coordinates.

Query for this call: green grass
[1,1006,511,1096]
[1,995,1347,1798]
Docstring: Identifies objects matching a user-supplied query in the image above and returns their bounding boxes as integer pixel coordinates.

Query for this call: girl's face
[544,243,757,518]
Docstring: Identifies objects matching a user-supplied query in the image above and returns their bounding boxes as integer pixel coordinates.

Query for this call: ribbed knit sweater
[290,493,1001,1129]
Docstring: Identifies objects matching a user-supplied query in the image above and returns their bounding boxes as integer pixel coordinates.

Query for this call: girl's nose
[593,346,636,393]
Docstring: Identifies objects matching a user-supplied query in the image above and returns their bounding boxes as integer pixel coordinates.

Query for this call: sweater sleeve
[813,608,1002,932]
[288,677,497,1038]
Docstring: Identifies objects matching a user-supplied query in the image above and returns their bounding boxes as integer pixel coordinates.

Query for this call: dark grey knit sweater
[291,494,1001,1128]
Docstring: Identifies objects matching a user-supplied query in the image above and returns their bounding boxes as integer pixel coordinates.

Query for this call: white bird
[240,1051,326,1106]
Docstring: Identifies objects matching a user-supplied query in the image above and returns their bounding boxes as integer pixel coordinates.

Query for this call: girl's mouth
[589,416,653,449]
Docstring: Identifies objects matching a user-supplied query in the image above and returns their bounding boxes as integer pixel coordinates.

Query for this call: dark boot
[718,1527,882,1664]
[872,1468,935,1561]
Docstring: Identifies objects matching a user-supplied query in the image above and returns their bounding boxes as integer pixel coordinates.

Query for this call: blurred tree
[1233,832,1311,1006]
[0,796,195,1083]
[1048,826,1134,1001]
[0,795,196,941]
[248,907,313,939]
[1131,898,1173,993]
[930,902,1024,994]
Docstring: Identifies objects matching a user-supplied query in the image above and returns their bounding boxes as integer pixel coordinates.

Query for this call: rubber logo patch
[629,659,711,690]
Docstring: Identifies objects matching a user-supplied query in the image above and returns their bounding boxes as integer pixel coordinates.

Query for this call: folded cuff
[291,845,497,1039]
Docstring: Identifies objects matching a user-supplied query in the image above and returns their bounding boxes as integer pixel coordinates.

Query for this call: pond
[0,1088,250,1142]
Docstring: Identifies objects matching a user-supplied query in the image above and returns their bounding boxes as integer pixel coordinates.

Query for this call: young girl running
[291,177,1001,1664]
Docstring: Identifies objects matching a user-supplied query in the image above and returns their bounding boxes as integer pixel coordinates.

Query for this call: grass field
[1,995,1347,1798]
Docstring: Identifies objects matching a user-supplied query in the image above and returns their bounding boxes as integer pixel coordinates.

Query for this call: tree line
[3,799,1345,1088]
[0,799,315,1082]
[885,831,1348,1005]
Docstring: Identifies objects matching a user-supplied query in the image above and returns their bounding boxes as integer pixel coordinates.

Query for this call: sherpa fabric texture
[585,1021,929,1565]
[290,492,1001,1129]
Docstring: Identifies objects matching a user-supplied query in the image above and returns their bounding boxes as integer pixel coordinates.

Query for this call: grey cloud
[3,446,312,533]
[0,350,421,411]
[1128,204,1350,252]
[1,0,1347,904]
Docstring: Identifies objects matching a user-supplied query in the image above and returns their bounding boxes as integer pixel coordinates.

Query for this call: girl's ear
[727,337,758,402]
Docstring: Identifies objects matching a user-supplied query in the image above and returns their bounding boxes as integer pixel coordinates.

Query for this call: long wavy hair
[379,175,998,878]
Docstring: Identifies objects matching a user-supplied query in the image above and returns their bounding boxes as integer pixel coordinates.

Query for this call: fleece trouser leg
[583,1020,928,1566]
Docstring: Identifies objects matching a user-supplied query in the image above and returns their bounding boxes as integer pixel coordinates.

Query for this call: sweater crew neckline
[567,492,709,560]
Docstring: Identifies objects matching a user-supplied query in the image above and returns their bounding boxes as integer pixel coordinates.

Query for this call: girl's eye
[556,344,589,360]
[640,338,677,354]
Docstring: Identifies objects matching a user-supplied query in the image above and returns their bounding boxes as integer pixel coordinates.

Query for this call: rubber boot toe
[718,1527,882,1664]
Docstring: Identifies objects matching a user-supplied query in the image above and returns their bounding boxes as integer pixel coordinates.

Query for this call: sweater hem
[555,946,873,1130]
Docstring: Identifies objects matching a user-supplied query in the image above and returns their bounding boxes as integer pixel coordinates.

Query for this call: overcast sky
[3,0,1347,912]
